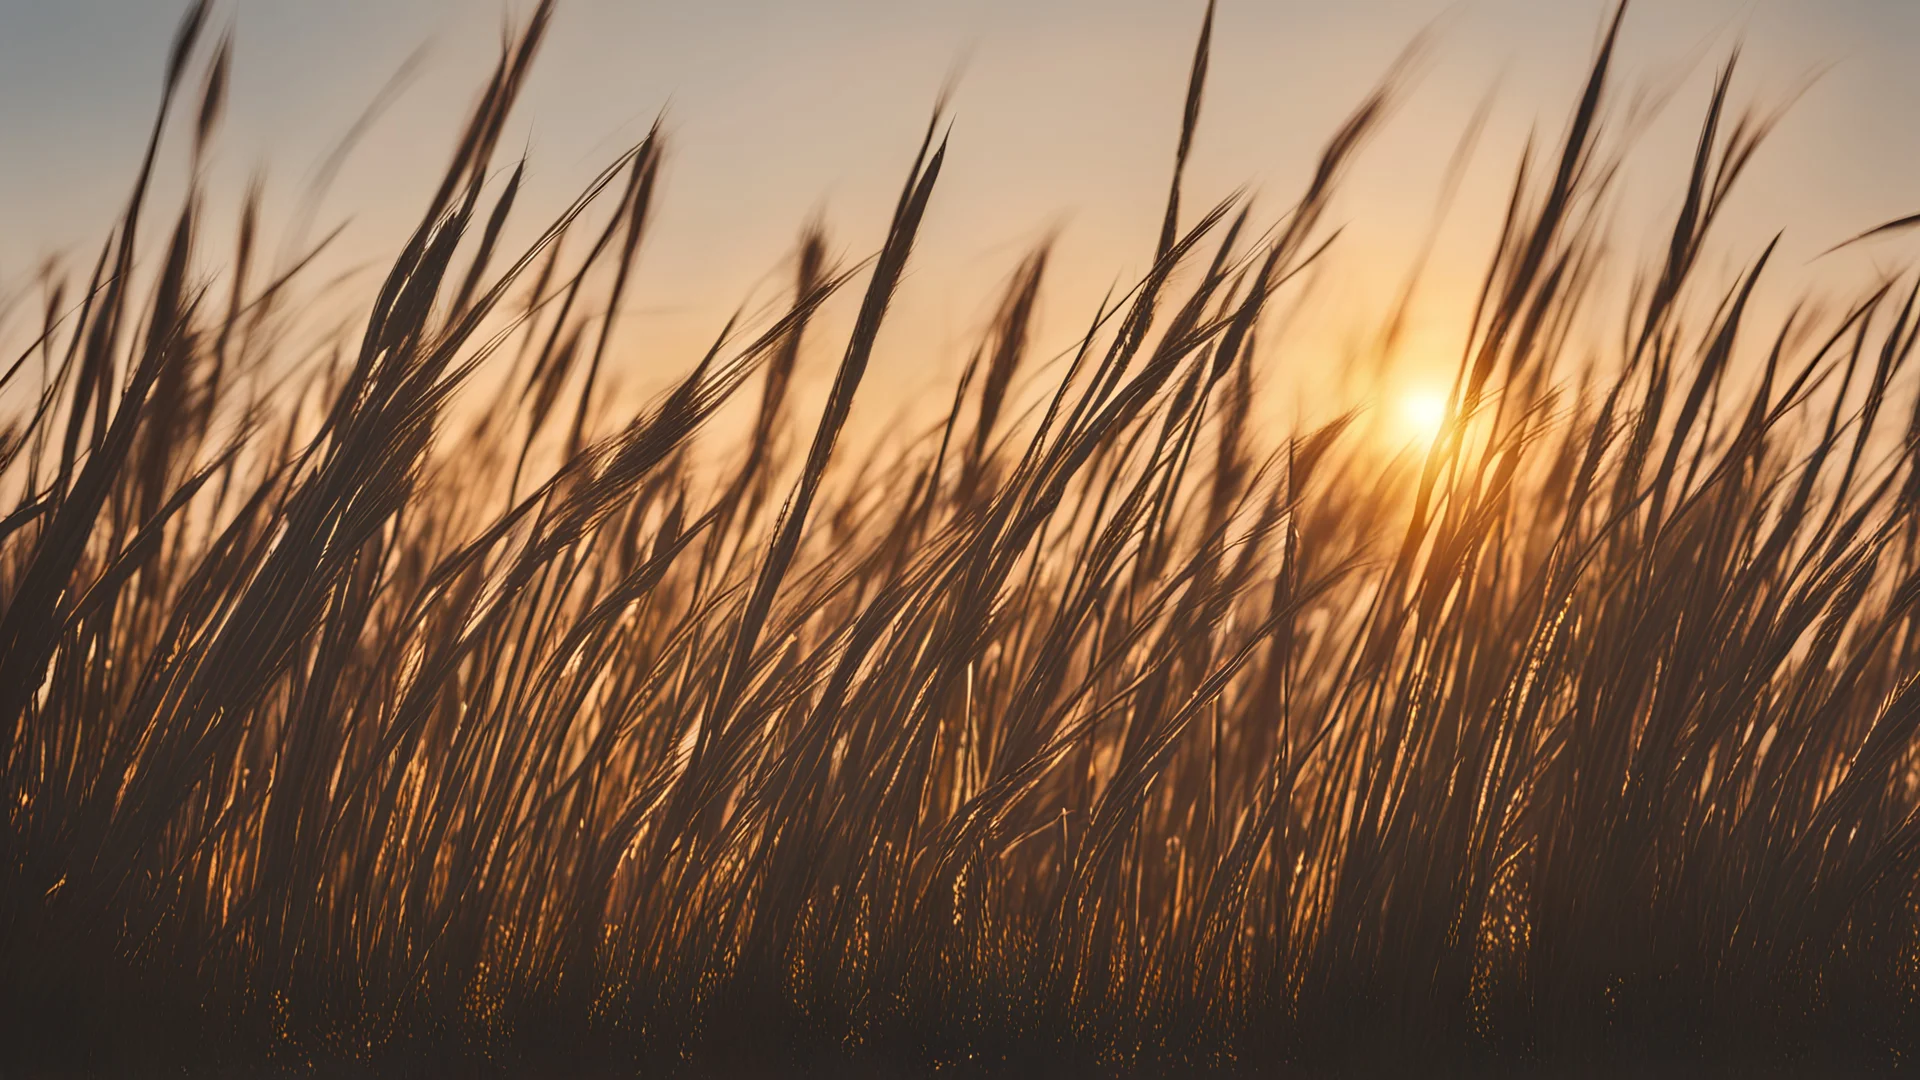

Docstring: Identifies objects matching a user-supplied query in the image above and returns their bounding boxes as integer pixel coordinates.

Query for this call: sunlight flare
[1396,387,1449,444]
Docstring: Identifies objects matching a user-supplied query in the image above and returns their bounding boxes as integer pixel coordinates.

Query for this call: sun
[1397,388,1449,444]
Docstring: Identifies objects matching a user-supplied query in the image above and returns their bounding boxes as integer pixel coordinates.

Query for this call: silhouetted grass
[7,1,1920,1075]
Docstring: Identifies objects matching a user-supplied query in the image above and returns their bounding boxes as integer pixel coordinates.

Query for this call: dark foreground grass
[8,1,1920,1075]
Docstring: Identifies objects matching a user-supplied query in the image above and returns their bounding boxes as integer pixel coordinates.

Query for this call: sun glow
[1397,388,1449,444]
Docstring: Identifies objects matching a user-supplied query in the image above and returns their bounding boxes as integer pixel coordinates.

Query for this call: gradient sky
[4,0,1919,429]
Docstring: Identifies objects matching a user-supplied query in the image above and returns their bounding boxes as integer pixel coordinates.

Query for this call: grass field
[7,1,1920,1074]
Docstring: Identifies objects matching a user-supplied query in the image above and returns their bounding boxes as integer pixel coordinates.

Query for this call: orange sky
[4,0,1919,445]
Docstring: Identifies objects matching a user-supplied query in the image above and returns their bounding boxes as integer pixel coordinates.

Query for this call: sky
[3,0,1919,435]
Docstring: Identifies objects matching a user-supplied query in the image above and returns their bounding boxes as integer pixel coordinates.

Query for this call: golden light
[1397,388,1449,444]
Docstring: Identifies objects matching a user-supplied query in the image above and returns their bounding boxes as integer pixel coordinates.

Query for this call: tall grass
[7,1,1920,1074]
